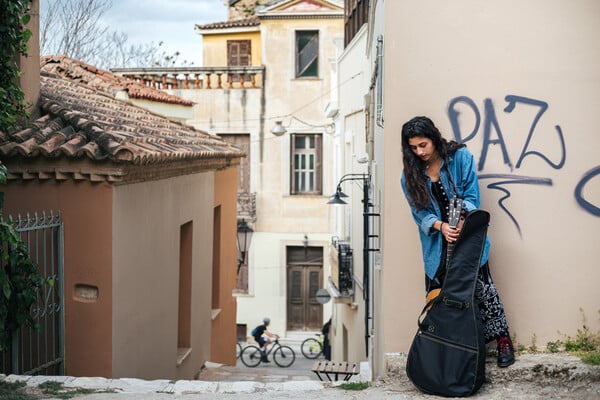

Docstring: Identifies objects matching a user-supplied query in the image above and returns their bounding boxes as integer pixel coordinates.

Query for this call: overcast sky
[101,0,228,66]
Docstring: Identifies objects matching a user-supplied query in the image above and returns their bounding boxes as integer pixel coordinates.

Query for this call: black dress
[426,180,510,342]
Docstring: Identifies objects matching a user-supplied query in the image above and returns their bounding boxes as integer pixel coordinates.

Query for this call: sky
[100,0,228,66]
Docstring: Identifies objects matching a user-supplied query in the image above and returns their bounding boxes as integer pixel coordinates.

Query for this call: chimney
[18,0,40,120]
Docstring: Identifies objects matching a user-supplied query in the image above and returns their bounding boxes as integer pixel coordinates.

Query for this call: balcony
[111,66,265,90]
[329,240,354,300]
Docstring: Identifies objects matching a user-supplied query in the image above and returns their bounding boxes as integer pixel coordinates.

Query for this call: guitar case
[406,210,490,397]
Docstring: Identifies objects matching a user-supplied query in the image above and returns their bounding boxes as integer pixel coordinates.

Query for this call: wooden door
[287,247,323,331]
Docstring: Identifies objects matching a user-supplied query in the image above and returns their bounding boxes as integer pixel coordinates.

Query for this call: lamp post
[237,219,253,275]
[327,173,378,358]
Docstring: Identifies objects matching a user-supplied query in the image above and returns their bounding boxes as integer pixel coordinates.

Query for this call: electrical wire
[189,71,363,128]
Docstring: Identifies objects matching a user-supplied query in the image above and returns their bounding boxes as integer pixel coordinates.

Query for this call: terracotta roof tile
[195,16,260,30]
[41,55,194,106]
[0,73,244,183]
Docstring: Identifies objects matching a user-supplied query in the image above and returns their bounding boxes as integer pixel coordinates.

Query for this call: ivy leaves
[0,159,43,352]
[0,1,48,352]
[0,162,44,351]
[0,0,32,133]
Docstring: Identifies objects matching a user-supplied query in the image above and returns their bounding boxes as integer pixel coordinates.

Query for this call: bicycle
[239,338,296,368]
[301,333,324,359]
[236,341,243,359]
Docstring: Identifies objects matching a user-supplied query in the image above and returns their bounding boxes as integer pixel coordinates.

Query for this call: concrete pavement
[3,352,600,399]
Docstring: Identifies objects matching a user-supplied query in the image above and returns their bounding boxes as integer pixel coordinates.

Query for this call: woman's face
[408,136,437,163]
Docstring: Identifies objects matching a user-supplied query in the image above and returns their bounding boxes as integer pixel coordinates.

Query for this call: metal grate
[337,242,353,295]
[1,210,64,376]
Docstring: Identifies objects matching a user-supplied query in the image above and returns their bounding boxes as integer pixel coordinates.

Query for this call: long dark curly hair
[401,116,465,211]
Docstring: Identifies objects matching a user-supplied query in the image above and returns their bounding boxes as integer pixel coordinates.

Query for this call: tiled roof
[195,16,260,31]
[41,55,194,106]
[0,72,244,184]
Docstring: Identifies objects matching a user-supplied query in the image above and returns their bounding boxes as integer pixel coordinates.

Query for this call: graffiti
[448,95,566,172]
[504,96,566,170]
[447,95,600,233]
[478,174,553,236]
[574,166,600,217]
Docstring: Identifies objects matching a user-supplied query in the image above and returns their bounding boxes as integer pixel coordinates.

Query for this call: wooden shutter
[227,40,251,66]
[315,134,322,194]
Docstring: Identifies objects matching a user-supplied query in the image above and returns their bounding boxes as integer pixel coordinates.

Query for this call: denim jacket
[400,147,490,279]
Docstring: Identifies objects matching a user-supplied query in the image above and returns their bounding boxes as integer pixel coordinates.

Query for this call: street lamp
[271,121,287,136]
[270,117,335,136]
[237,219,253,275]
[327,173,378,358]
[327,184,350,205]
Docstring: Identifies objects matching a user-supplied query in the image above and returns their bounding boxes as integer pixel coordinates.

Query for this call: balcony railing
[111,66,265,90]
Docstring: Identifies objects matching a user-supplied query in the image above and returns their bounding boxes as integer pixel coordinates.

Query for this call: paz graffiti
[447,95,599,235]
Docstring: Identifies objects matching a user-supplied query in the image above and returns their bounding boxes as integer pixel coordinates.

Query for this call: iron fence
[0,210,64,375]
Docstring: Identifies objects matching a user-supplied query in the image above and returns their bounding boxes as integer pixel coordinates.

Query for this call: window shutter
[227,41,238,66]
[227,40,251,66]
[315,134,322,194]
[239,41,251,66]
[290,133,297,194]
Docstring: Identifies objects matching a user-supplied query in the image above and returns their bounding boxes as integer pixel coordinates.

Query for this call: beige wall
[211,166,239,365]
[382,0,600,354]
[258,16,343,233]
[129,98,193,123]
[190,13,343,335]
[111,172,214,379]
[174,87,264,134]
[234,15,343,332]
[2,180,114,377]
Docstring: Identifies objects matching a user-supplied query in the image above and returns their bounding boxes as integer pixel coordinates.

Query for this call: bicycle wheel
[236,342,243,359]
[301,337,322,359]
[273,345,295,368]
[240,345,262,367]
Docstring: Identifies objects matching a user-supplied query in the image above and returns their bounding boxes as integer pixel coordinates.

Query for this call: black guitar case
[406,210,490,397]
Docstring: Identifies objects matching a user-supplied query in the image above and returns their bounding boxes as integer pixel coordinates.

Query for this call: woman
[400,116,515,368]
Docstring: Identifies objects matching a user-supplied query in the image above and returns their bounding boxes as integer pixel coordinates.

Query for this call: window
[296,31,319,78]
[177,221,192,364]
[221,134,250,195]
[344,0,370,47]
[227,40,251,82]
[227,40,251,66]
[212,206,221,309]
[291,134,322,195]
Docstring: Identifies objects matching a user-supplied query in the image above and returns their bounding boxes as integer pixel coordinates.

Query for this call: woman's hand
[441,223,461,243]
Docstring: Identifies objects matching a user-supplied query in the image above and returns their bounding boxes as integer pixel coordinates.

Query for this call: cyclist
[251,317,279,362]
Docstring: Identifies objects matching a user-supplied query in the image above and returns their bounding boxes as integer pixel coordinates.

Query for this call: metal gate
[0,211,64,375]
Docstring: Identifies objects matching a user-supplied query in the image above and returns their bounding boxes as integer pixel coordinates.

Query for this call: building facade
[332,0,600,379]
[198,0,345,339]
[2,10,243,376]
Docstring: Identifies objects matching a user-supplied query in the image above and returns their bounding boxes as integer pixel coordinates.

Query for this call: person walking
[400,115,515,368]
